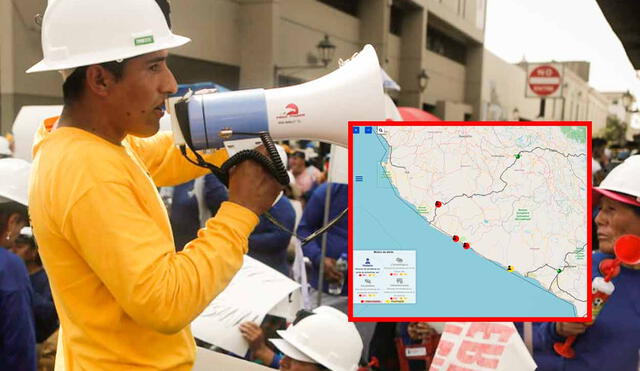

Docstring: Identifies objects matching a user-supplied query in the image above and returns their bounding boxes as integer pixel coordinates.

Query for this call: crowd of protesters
[3,129,640,370]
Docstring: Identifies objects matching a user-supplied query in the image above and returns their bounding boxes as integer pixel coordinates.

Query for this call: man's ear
[85,65,117,97]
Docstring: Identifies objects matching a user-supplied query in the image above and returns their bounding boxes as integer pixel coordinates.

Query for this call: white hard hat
[594,155,640,208]
[20,226,34,237]
[274,144,295,185]
[275,144,289,168]
[0,137,12,156]
[0,158,32,206]
[26,0,190,73]
[269,306,363,371]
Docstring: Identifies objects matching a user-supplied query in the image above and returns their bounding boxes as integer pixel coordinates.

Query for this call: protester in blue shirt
[168,180,200,251]
[11,231,59,343]
[0,158,36,371]
[204,174,296,275]
[297,182,348,295]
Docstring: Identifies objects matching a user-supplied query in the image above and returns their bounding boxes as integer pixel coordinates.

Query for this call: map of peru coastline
[377,126,588,317]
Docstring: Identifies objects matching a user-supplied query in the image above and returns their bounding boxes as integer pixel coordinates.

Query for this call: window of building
[423,103,436,113]
[390,4,403,36]
[317,0,358,17]
[278,75,306,88]
[167,55,240,90]
[426,26,467,65]
[390,1,421,36]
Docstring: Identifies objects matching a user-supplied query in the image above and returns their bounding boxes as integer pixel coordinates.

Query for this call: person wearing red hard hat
[593,155,640,253]
[26,0,282,370]
[524,155,640,371]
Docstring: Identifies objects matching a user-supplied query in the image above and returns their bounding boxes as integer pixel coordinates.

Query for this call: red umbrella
[397,107,442,121]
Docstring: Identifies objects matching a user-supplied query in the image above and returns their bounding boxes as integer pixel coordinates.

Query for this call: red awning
[397,107,442,121]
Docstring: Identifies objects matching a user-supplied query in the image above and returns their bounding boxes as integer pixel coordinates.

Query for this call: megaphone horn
[169,44,385,151]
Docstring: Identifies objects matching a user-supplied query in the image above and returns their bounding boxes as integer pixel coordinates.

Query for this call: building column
[358,0,390,67]
[398,6,426,108]
[238,0,279,89]
[464,43,484,120]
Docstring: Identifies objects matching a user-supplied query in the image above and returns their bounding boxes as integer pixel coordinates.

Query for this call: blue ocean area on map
[352,128,576,317]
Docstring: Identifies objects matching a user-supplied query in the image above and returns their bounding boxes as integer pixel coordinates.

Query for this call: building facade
[0,0,611,134]
[601,91,640,140]
[0,0,491,133]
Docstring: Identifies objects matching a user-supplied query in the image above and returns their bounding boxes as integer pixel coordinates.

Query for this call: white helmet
[269,306,363,371]
[0,158,32,206]
[0,136,12,156]
[26,0,190,73]
[594,155,640,208]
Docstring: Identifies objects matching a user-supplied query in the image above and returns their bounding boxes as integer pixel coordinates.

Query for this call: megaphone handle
[221,149,290,186]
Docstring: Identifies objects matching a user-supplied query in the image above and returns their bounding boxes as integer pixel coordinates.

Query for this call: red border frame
[347,121,593,323]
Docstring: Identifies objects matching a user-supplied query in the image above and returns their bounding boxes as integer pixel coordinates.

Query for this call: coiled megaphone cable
[178,132,348,246]
[179,131,289,186]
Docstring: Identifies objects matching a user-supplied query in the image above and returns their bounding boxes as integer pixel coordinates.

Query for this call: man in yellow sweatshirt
[26,0,282,369]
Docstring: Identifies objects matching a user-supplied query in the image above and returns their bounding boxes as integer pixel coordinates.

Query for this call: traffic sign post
[526,63,564,99]
[525,63,564,118]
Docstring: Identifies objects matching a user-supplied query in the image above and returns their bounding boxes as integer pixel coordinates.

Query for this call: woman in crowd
[527,155,640,371]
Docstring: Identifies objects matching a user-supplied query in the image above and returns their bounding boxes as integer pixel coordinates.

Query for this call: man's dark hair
[62,61,128,106]
[155,0,172,28]
[14,234,42,266]
[592,137,607,160]
[62,0,172,106]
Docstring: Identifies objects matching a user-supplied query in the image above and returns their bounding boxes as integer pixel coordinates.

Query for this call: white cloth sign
[429,322,536,371]
[191,255,300,355]
[291,237,311,310]
[268,288,303,322]
[328,144,348,184]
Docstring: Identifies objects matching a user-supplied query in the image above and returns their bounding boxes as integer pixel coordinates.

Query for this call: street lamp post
[622,90,639,113]
[273,34,336,86]
[418,69,430,92]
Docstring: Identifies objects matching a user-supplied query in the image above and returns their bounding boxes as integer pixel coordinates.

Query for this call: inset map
[351,124,589,319]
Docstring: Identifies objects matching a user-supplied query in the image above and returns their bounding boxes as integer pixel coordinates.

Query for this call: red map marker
[463,242,470,249]
[435,201,442,208]
[452,235,459,242]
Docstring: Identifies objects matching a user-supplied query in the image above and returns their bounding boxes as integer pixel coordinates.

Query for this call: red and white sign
[526,64,563,98]
[429,322,536,371]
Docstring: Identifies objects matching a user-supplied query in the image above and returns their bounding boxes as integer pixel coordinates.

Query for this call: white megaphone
[167,44,385,151]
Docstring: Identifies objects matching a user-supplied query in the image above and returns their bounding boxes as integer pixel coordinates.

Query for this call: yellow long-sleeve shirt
[29,124,259,370]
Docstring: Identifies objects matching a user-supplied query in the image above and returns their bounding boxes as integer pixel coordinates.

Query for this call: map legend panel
[353,250,416,304]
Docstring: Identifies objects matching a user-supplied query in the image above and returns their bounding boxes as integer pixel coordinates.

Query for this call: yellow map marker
[507,265,514,272]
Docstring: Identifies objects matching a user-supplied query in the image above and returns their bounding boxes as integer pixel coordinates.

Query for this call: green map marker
[515,154,521,159]
[557,268,562,273]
